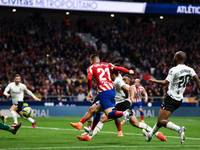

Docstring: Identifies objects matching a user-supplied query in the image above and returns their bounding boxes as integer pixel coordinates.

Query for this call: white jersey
[132,85,148,102]
[3,82,36,104]
[166,64,197,101]
[113,74,131,104]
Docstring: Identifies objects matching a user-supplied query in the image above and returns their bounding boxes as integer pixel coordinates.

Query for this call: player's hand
[6,94,10,99]
[144,99,148,103]
[87,93,93,102]
[129,97,135,103]
[34,97,41,101]
[148,76,156,83]
[129,70,134,74]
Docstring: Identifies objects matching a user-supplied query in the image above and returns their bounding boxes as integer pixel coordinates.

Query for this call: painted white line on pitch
[1,145,200,150]
[21,126,200,141]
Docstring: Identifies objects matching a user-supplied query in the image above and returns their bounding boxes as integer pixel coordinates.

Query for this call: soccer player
[77,73,166,141]
[144,51,200,144]
[80,54,134,139]
[0,121,22,135]
[3,74,41,128]
[121,78,148,124]
[0,81,8,124]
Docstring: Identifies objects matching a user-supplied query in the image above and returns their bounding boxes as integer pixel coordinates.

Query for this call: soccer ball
[22,107,33,117]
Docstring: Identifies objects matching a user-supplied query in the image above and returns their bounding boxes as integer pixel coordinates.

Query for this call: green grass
[0,117,200,150]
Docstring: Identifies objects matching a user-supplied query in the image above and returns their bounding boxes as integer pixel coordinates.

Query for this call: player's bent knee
[88,106,96,113]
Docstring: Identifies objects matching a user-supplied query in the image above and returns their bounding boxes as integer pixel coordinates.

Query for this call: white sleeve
[165,68,175,83]
[3,84,11,96]
[24,85,36,99]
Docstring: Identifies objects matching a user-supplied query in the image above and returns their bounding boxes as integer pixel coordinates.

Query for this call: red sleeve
[113,66,130,73]
[87,67,93,91]
[87,79,93,91]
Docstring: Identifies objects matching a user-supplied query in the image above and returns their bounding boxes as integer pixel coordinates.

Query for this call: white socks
[10,110,18,124]
[90,121,104,138]
[149,124,161,137]
[166,121,180,132]
[138,122,153,131]
[23,117,34,123]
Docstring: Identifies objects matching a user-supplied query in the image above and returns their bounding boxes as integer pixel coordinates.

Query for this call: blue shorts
[131,101,143,109]
[98,89,116,111]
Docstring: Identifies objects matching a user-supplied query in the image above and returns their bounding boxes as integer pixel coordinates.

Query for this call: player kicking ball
[144,51,200,144]
[3,74,41,128]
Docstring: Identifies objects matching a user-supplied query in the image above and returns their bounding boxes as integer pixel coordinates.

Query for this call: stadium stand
[0,9,199,102]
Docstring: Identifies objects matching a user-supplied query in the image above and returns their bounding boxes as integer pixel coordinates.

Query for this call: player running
[121,78,148,124]
[3,74,41,128]
[79,54,134,139]
[143,51,200,144]
[77,72,166,141]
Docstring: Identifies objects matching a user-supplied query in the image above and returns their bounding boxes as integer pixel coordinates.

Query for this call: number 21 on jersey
[97,68,111,82]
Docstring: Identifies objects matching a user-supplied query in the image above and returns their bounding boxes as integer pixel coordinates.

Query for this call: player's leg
[121,102,137,125]
[129,114,167,141]
[17,103,36,129]
[71,102,98,130]
[147,96,184,143]
[101,90,130,122]
[0,111,8,124]
[88,113,108,138]
[10,104,18,126]
[0,122,22,134]
[138,102,145,123]
[18,110,36,128]
[90,104,102,131]
[115,118,124,136]
[77,104,102,141]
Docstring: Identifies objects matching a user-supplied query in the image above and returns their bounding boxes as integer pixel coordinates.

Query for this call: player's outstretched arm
[148,76,169,86]
[193,75,200,91]
[25,88,41,101]
[113,66,134,74]
[34,97,41,101]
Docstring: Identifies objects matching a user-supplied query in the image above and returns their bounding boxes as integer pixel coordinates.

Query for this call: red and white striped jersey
[131,85,148,102]
[87,62,130,92]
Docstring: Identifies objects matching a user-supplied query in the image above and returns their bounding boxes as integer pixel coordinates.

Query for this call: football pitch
[0,117,200,150]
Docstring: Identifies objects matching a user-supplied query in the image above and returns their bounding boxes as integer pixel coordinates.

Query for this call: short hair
[90,54,99,62]
[15,74,20,78]
[175,51,186,62]
[123,74,131,79]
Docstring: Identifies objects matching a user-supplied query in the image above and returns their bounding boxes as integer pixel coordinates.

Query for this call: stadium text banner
[0,0,146,13]
[146,3,200,15]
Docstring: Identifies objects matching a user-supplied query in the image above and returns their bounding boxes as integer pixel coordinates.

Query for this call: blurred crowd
[0,13,199,102]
